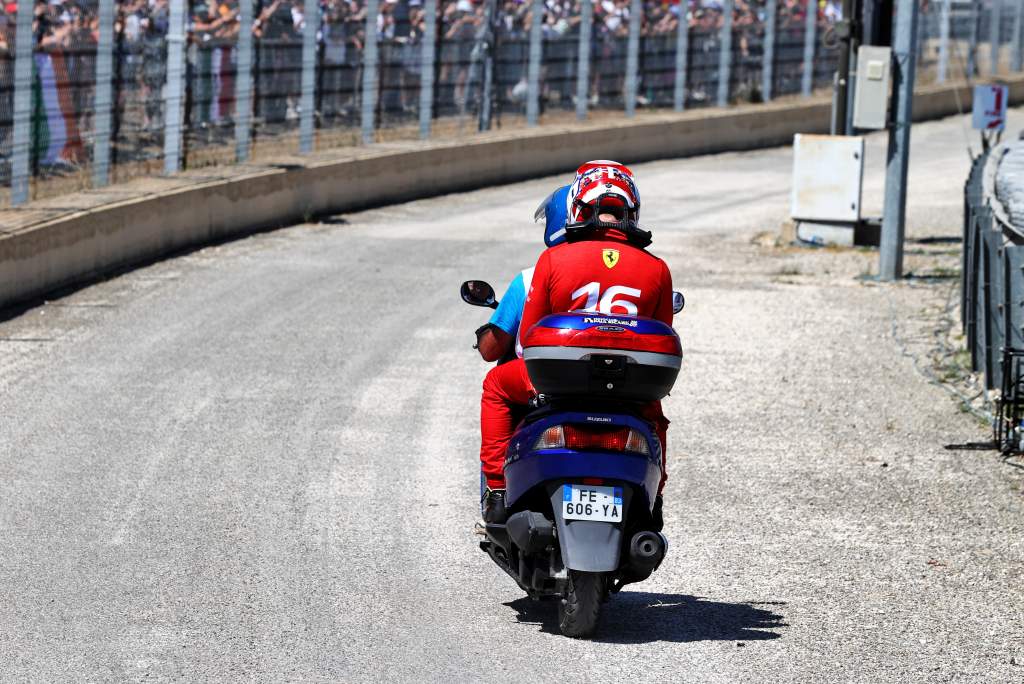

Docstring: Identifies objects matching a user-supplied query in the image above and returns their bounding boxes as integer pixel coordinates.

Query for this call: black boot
[481,488,508,524]
[652,494,664,532]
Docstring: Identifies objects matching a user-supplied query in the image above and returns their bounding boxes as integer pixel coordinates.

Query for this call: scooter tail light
[533,425,565,450]
[625,428,650,455]
[534,424,650,454]
[563,425,630,451]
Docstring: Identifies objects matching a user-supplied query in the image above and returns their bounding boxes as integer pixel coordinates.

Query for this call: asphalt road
[1,111,1023,682]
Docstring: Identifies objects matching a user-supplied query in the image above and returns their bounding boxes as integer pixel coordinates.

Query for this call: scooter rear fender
[547,484,634,572]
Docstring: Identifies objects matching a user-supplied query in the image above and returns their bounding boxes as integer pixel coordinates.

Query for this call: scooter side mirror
[672,291,685,314]
[461,280,499,309]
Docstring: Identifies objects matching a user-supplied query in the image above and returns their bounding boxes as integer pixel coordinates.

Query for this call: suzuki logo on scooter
[586,416,612,423]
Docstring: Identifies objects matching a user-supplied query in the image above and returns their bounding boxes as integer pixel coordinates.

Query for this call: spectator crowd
[0,0,843,179]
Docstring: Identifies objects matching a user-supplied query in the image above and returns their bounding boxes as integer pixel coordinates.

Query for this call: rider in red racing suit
[479,162,674,524]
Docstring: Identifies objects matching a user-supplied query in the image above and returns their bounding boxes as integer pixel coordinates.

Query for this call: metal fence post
[880,0,920,281]
[762,0,776,102]
[937,0,950,83]
[717,0,734,107]
[419,0,437,138]
[968,0,979,76]
[526,0,543,126]
[576,0,593,120]
[991,0,1003,74]
[92,0,114,188]
[163,0,187,175]
[1012,0,1023,72]
[624,0,641,116]
[299,0,319,154]
[477,0,497,132]
[361,0,380,144]
[673,4,689,110]
[235,0,253,161]
[9,0,33,205]
[801,0,817,97]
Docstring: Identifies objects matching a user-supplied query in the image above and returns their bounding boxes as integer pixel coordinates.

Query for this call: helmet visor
[534,188,559,223]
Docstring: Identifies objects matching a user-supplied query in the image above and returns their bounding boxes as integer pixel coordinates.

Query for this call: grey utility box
[853,45,892,130]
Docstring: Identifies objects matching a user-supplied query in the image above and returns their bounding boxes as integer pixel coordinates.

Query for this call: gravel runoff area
[0,109,1022,682]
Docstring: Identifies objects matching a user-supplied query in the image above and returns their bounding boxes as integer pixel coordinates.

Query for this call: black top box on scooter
[522,312,682,402]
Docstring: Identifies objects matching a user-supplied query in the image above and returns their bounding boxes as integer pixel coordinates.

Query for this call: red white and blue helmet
[564,160,651,247]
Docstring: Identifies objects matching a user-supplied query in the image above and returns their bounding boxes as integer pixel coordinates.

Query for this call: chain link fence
[0,0,1022,208]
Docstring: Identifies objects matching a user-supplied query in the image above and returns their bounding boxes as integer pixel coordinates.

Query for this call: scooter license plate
[562,484,623,522]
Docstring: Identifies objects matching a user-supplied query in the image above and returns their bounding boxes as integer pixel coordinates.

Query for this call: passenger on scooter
[475,185,570,363]
[480,162,674,526]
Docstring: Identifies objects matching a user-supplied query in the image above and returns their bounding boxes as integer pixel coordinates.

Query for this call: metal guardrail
[962,140,1024,451]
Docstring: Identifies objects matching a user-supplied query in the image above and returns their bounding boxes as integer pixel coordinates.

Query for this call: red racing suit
[479,230,675,492]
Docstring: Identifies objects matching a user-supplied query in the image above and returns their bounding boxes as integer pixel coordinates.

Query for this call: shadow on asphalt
[505,593,786,643]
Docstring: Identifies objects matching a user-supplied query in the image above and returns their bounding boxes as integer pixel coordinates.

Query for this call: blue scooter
[462,280,684,638]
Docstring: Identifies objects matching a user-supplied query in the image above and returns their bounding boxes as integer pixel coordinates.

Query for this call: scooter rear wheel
[558,570,605,638]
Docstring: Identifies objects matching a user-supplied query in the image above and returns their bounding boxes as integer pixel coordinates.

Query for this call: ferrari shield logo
[602,249,620,269]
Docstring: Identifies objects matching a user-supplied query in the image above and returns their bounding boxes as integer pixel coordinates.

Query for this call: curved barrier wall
[2,77,1024,312]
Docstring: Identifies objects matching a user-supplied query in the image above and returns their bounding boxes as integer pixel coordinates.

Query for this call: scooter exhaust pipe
[628,530,667,573]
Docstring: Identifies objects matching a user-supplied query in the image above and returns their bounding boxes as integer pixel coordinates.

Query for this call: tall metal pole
[673,2,689,110]
[477,0,497,131]
[968,0,979,77]
[832,0,853,135]
[361,0,380,144]
[163,0,187,175]
[717,0,734,107]
[526,0,543,126]
[801,0,817,97]
[762,0,777,102]
[624,0,641,116]
[9,0,33,205]
[299,0,320,153]
[879,0,920,281]
[937,0,950,83]
[92,0,114,187]
[990,0,1003,74]
[1012,0,1023,72]
[419,0,437,138]
[576,0,593,120]
[235,0,254,161]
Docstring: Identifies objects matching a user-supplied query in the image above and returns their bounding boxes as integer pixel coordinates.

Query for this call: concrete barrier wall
[1,77,1021,311]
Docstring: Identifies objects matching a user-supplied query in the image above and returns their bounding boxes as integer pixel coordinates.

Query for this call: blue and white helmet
[533,185,571,247]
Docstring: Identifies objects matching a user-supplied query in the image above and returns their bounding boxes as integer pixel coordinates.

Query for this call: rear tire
[557,571,605,638]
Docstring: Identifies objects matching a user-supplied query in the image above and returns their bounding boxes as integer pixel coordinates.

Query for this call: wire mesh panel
[493,2,531,123]
[251,0,304,155]
[770,0,805,98]
[638,0,678,108]
[686,11,721,108]
[589,0,629,110]
[110,3,169,183]
[26,2,99,196]
[318,0,364,139]
[809,6,839,90]
[915,0,941,83]
[185,25,240,168]
[727,4,767,104]
[377,2,424,130]
[434,0,481,122]
[541,3,580,115]
[0,17,14,190]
